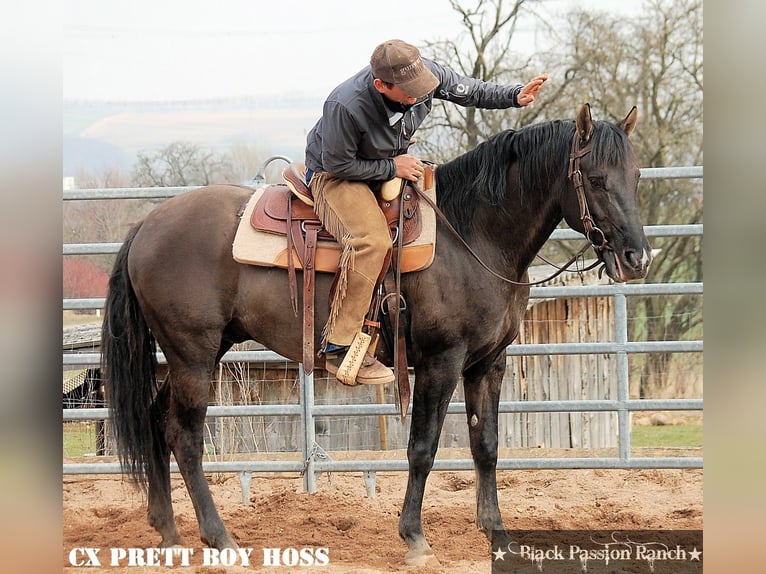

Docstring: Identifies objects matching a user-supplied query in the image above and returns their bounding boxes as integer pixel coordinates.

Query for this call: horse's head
[563,103,652,282]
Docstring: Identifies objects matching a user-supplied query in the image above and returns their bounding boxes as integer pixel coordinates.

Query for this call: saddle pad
[232,184,437,273]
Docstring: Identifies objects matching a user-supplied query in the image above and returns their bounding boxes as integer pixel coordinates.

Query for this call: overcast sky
[63,0,642,102]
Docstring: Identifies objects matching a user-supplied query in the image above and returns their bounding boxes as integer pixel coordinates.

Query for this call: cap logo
[398,58,422,77]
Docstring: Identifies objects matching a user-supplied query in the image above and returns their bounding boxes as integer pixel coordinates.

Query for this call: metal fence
[62,166,703,496]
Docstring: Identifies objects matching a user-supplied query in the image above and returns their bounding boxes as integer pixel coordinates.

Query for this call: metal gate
[62,166,703,495]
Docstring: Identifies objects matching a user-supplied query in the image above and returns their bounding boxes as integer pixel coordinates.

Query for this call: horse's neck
[477,182,563,274]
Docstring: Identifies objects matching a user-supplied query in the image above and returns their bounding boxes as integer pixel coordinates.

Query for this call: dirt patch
[63,463,702,573]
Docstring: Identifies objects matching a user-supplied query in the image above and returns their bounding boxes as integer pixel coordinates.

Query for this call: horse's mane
[434,118,634,236]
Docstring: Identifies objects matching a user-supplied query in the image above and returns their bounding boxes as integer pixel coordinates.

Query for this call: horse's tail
[101,223,157,490]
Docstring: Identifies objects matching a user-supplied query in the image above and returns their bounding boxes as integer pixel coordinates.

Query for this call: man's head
[370,39,439,100]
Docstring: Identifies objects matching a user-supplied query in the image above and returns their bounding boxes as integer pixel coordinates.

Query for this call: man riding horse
[305,39,548,385]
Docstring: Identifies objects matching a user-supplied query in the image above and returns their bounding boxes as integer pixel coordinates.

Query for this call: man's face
[373,79,418,106]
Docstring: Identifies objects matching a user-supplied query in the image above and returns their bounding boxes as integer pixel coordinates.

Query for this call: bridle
[567,130,612,257]
[415,129,610,287]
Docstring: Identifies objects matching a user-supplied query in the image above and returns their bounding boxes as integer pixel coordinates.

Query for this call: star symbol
[492,546,507,561]
[689,547,702,561]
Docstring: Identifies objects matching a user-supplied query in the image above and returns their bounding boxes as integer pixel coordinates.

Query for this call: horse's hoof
[404,548,438,567]
[220,538,239,551]
[203,533,239,551]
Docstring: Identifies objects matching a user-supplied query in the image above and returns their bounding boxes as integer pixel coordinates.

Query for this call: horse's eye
[588,176,605,189]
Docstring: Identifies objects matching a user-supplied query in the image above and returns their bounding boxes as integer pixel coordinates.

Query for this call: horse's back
[141,184,252,233]
[131,184,251,260]
[127,184,254,323]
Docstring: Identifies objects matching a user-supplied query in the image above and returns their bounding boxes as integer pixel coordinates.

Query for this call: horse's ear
[576,103,594,143]
[618,106,639,137]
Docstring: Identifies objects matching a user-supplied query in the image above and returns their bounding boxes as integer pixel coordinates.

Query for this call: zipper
[395,101,424,154]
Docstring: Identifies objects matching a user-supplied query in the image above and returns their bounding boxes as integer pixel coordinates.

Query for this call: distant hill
[63,134,134,175]
[63,97,322,178]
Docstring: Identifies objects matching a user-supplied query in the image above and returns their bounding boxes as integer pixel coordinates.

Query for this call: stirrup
[334,332,372,385]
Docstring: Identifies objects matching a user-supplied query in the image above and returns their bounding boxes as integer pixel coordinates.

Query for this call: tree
[416,0,549,161]
[63,165,148,273]
[66,165,134,243]
[132,141,230,187]
[64,143,273,279]
[537,0,703,398]
[221,141,273,185]
[63,258,109,299]
[419,0,703,398]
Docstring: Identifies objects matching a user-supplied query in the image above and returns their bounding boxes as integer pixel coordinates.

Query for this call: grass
[63,310,102,328]
[63,421,703,458]
[63,422,101,457]
[631,424,703,448]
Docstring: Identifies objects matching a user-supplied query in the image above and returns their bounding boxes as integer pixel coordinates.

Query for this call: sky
[63,0,643,102]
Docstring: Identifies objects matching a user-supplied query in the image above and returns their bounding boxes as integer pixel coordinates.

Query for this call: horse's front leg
[463,351,507,545]
[399,355,460,566]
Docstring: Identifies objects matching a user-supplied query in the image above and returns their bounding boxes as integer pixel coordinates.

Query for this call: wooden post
[376,384,388,450]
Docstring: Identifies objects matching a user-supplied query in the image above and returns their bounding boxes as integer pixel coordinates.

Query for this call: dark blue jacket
[305,58,522,182]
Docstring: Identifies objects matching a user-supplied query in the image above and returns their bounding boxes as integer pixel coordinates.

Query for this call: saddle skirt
[232,172,437,273]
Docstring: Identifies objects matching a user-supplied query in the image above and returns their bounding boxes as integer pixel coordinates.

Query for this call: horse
[101,103,651,565]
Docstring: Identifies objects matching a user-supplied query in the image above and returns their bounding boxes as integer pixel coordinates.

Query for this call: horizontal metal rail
[63,455,702,477]
[63,282,703,312]
[63,397,703,422]
[63,224,703,256]
[59,166,704,202]
[63,339,702,368]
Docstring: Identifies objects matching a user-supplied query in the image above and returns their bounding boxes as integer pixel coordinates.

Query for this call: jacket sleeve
[426,59,523,109]
[319,100,396,181]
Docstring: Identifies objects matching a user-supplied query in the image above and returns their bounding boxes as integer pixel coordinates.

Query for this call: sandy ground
[63,453,702,573]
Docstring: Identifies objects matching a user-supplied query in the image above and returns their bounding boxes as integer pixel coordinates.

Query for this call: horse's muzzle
[601,245,652,282]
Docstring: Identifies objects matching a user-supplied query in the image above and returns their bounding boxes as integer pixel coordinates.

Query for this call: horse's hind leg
[165,364,237,550]
[463,352,507,544]
[146,381,182,546]
[399,356,460,566]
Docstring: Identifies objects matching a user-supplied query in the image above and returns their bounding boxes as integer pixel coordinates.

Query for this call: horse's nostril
[625,249,641,269]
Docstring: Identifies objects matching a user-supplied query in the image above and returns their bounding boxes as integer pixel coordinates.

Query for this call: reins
[415,130,608,287]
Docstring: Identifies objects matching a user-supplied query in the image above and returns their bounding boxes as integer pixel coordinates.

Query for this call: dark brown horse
[102,103,651,565]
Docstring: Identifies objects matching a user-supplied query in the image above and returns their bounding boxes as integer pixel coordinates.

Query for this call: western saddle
[248,162,431,419]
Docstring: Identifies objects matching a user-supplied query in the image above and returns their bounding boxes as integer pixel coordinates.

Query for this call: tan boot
[325,351,395,386]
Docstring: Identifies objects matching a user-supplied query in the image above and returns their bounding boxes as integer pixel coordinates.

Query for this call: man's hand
[517,73,548,107]
[393,154,425,182]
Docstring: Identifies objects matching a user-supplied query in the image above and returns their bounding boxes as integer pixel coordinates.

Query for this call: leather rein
[415,131,610,287]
